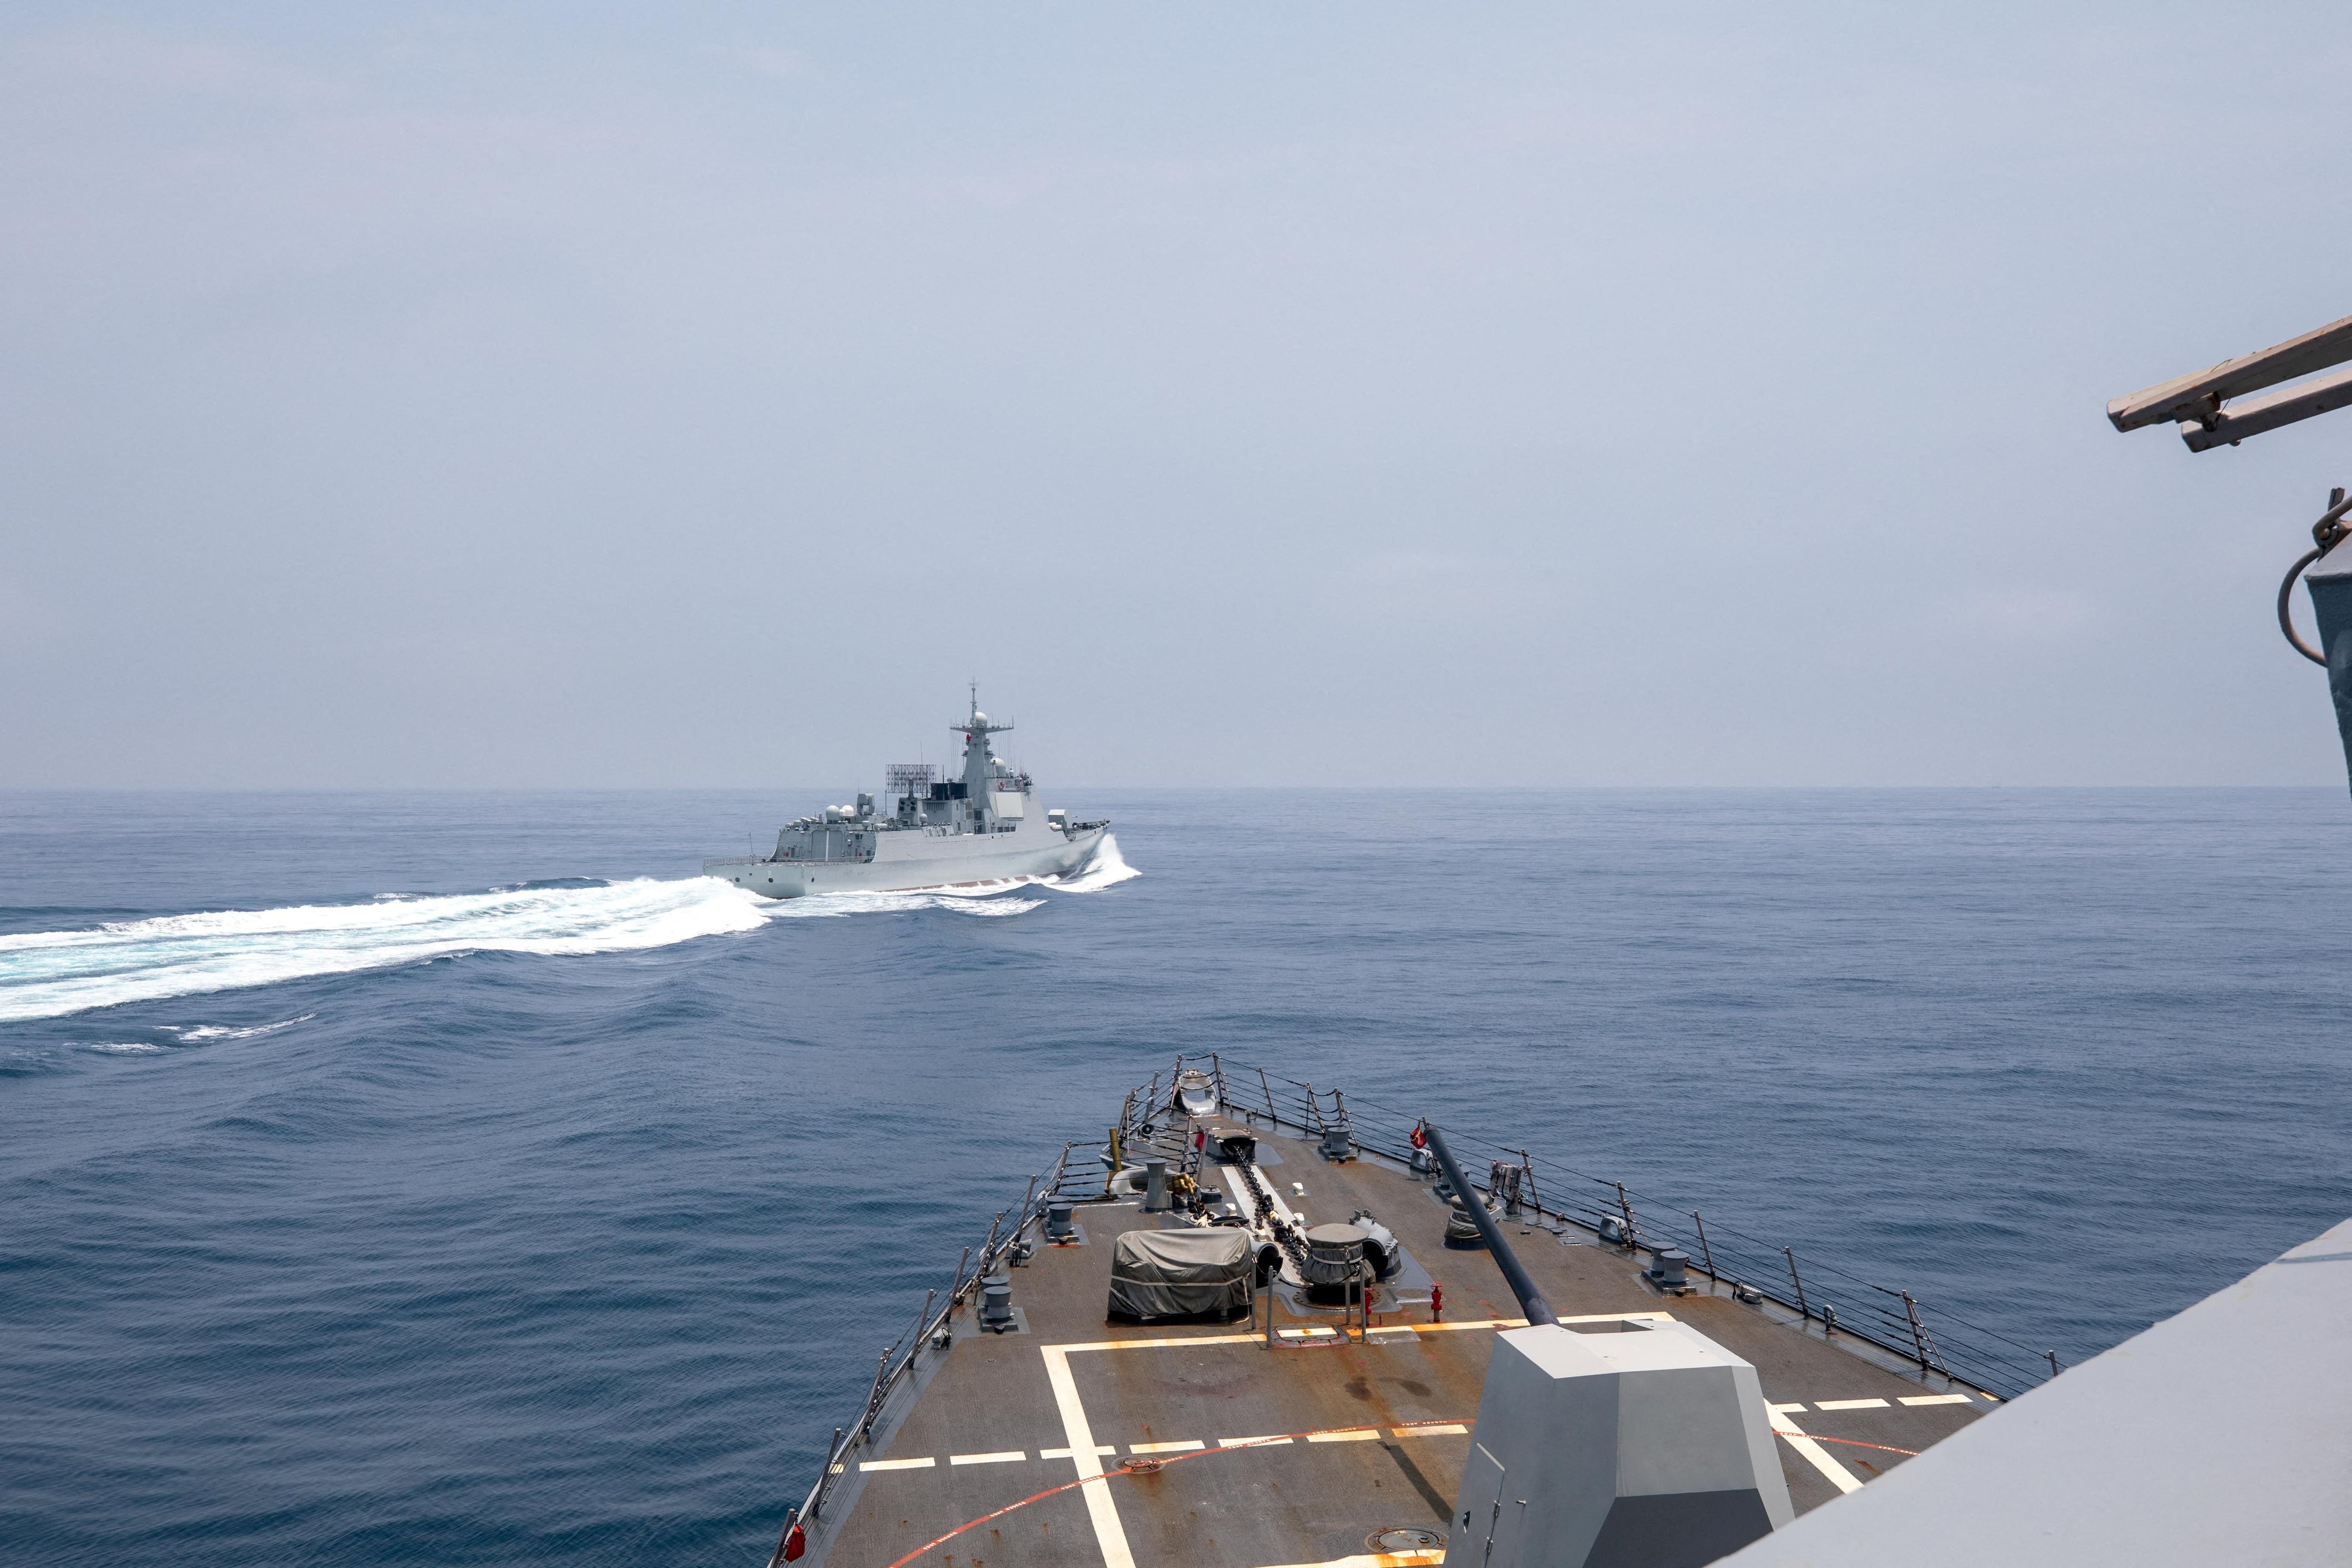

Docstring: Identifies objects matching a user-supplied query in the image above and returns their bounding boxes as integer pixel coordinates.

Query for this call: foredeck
[792,1114,1994,1568]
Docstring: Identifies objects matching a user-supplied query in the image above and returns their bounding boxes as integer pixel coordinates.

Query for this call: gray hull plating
[705,822,1106,899]
[702,692,1109,900]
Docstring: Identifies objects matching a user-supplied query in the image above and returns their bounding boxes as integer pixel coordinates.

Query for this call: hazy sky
[7,4,2352,788]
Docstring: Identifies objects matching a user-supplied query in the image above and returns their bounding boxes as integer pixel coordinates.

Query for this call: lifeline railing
[765,1138,1097,1568]
[1139,1051,2059,1403]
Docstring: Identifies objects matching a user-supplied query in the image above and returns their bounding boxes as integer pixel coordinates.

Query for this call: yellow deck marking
[1815,1398,1890,1410]
[1306,1427,1383,1443]
[1129,1440,1206,1454]
[1041,1345,1137,1568]
[1391,1423,1469,1436]
[948,1451,1027,1465]
[1766,1405,1862,1494]
[1899,1393,1973,1406]
[859,1457,936,1472]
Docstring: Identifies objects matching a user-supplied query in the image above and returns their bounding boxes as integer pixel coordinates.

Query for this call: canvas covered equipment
[1106,1227,1254,1320]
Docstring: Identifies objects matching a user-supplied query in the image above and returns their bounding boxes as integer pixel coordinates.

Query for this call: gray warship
[705,693,1108,899]
[759,1054,2348,1568]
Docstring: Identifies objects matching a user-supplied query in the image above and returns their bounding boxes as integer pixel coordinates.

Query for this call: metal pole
[1900,1291,1951,1377]
[1692,1211,1717,1280]
[1422,1124,1557,1326]
[1615,1182,1638,1248]
[945,1246,974,1309]
[903,1289,936,1369]
[1259,1068,1278,1124]
[2047,1349,2063,1378]
[1784,1249,1809,1321]
[854,1348,890,1441]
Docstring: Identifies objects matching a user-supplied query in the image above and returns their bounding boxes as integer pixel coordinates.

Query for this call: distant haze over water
[3,788,2347,1565]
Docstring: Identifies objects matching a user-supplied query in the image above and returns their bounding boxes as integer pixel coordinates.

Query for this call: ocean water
[3,788,2348,1566]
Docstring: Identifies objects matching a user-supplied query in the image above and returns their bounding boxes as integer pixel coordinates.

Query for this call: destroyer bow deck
[771,1060,2026,1568]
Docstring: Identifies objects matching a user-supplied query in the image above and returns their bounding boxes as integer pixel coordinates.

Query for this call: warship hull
[705,823,1107,899]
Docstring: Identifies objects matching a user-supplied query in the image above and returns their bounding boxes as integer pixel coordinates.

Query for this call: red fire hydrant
[1430,1282,1444,1322]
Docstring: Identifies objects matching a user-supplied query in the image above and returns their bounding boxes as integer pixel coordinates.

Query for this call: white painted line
[1392,1423,1469,1436]
[1219,1435,1294,1448]
[1766,1406,1862,1495]
[1307,1427,1383,1443]
[948,1451,1028,1465]
[1768,1403,1808,1414]
[858,1457,937,1472]
[1040,1444,1118,1459]
[1899,1394,1973,1407]
[1279,1327,1338,1339]
[1253,1165,1300,1224]
[1251,1554,1445,1568]
[1815,1398,1890,1410]
[1129,1440,1206,1454]
[1218,1164,1257,1217]
[1042,1345,1137,1568]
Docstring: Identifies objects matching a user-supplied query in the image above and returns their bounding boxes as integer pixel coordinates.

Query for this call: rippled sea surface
[5,788,2349,1566]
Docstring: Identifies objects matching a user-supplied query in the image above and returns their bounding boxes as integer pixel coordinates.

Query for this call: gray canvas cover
[1107,1227,1254,1319]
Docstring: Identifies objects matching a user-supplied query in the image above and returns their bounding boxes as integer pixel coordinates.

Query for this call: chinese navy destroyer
[704,694,1108,899]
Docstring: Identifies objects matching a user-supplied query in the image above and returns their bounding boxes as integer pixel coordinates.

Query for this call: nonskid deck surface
[811,1128,1986,1568]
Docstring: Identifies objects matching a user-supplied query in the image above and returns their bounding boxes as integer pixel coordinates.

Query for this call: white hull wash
[703,692,1109,901]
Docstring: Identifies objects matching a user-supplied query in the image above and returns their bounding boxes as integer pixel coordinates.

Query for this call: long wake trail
[0,835,1138,1023]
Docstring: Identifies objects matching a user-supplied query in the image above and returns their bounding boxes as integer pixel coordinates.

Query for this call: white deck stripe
[1306,1427,1383,1443]
[858,1457,936,1472]
[1041,1444,1117,1459]
[1129,1440,1206,1454]
[1769,1402,1808,1414]
[1252,1166,1300,1225]
[948,1450,1028,1465]
[1041,1345,1137,1568]
[1899,1393,1973,1406]
[1766,1405,1863,1494]
[1815,1398,1890,1410]
[1218,1164,1257,1217]
[1392,1423,1469,1436]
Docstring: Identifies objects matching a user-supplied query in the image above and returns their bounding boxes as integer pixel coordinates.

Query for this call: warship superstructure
[705,693,1108,899]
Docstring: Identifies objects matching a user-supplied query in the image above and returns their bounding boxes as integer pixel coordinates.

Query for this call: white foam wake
[798,830,1143,907]
[0,879,772,1023]
[0,836,1139,1022]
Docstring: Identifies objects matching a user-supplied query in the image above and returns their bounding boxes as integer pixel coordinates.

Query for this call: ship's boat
[702,691,1108,899]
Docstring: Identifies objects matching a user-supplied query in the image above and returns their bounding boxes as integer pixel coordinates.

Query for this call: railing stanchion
[1692,1210,1717,1280]
[1785,1249,1809,1321]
